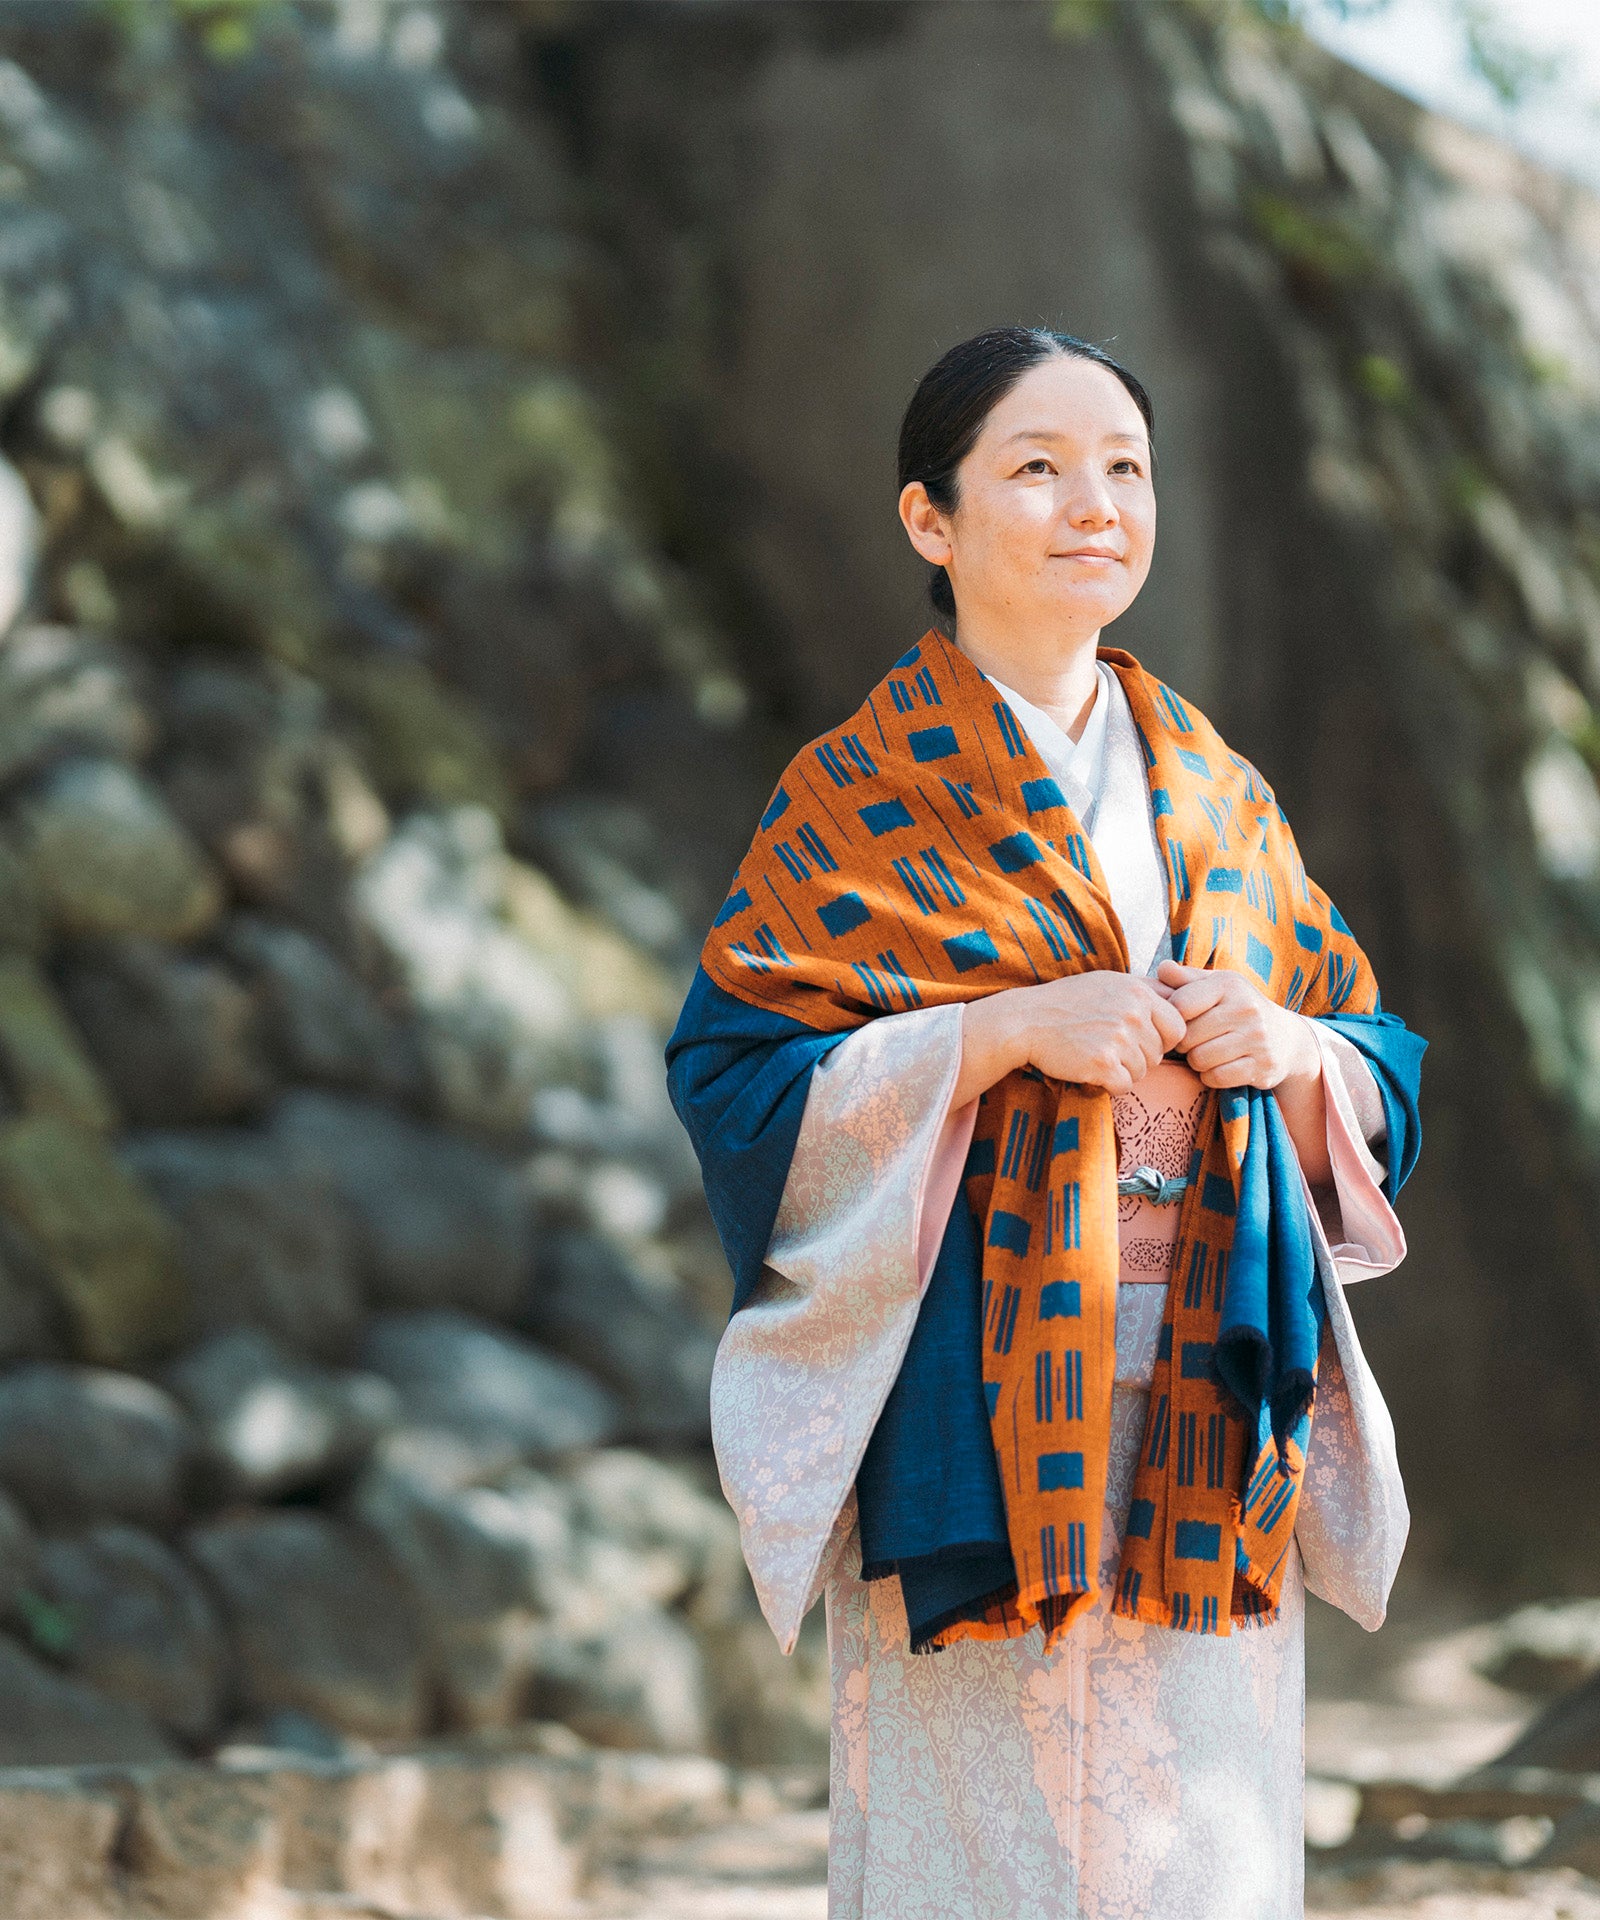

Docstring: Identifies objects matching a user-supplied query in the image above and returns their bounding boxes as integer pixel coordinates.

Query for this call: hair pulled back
[896,327,1156,620]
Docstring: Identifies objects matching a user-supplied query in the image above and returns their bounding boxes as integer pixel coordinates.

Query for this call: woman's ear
[898,481,954,569]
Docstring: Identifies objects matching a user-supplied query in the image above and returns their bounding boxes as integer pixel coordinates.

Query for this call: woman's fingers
[1175,1005,1237,1051]
[1149,995,1188,1051]
[1183,1034,1259,1076]
[1181,1007,1271,1057]
[1101,1058,1136,1094]
[1155,958,1205,989]
[1165,974,1228,1022]
[1199,1056,1260,1088]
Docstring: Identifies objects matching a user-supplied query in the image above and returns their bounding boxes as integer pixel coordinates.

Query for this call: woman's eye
[1112,458,1143,475]
[1019,458,1053,474]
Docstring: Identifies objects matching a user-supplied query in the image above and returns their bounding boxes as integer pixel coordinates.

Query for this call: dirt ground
[579,1563,1600,1918]
[583,1815,1600,1919]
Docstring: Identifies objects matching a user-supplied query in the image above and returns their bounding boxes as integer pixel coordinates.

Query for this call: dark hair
[896,327,1156,620]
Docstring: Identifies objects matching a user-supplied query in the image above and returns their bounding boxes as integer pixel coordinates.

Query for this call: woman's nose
[1065,489,1118,530]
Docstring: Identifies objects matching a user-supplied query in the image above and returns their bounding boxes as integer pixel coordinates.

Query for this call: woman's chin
[1036,584,1135,628]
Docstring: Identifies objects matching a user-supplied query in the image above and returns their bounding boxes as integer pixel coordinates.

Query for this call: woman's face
[901,354,1156,641]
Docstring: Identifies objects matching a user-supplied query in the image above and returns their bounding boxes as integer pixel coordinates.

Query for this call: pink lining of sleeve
[1312,1021,1407,1281]
[917,1094,979,1290]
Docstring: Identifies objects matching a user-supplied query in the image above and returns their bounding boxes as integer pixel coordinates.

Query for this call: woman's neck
[950,619,1102,744]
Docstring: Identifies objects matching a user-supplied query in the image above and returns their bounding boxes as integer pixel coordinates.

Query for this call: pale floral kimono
[708,664,1409,1920]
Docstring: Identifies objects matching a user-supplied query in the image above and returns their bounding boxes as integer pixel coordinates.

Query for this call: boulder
[0,1113,187,1364]
[0,454,38,639]
[697,1604,833,1770]
[518,1013,691,1190]
[451,1468,719,1696]
[0,1484,40,1612]
[477,1466,604,1624]
[531,1605,710,1754]
[1475,1598,1600,1698]
[224,1706,354,1761]
[0,1362,194,1530]
[56,935,274,1125]
[0,1214,71,1366]
[16,756,223,942]
[520,795,688,960]
[0,832,44,954]
[184,1510,429,1741]
[576,1157,670,1242]
[1488,1666,1600,1775]
[220,912,418,1097]
[593,1011,703,1195]
[269,1089,533,1318]
[0,954,115,1133]
[119,1128,362,1356]
[35,1523,227,1741]
[500,857,678,1026]
[525,1230,715,1444]
[564,1448,745,1619]
[0,624,151,786]
[551,1452,827,1765]
[156,662,303,849]
[0,1633,176,1766]
[163,1327,397,1499]
[344,1456,538,1729]
[322,655,513,825]
[157,661,365,945]
[353,806,582,1134]
[356,1310,617,1475]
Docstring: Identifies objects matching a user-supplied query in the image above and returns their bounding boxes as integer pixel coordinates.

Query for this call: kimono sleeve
[1294,1011,1424,1628]
[708,1002,973,1653]
[1307,1011,1423,1282]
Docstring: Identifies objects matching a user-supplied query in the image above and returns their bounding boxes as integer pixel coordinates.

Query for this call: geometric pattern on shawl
[701,627,1378,1645]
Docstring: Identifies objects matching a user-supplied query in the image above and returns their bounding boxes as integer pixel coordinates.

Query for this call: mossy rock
[17,759,224,944]
[0,1115,186,1366]
[0,956,116,1133]
[158,495,333,670]
[0,835,44,955]
[323,655,513,825]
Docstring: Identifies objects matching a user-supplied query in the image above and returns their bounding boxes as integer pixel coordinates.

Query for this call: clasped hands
[955,959,1322,1105]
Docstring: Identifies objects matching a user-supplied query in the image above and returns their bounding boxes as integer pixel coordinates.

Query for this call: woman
[666,327,1425,1920]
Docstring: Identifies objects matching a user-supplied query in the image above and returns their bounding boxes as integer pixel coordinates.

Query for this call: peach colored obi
[1112,1057,1207,1283]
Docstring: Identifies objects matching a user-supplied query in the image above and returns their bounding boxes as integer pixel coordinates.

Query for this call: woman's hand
[1154,960,1316,1089]
[1154,959,1331,1183]
[953,972,1187,1108]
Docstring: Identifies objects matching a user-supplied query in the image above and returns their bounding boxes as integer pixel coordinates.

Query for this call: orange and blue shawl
[672,627,1422,1648]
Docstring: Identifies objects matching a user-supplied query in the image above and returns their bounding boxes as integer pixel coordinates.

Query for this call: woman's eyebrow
[999,427,1147,449]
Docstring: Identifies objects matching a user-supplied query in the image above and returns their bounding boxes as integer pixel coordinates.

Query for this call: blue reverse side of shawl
[1214,1003,1426,1473]
[665,966,851,1316]
[1321,1003,1427,1202]
[1212,1084,1324,1461]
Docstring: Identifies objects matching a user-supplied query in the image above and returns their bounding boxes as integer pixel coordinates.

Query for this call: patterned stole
[701,628,1377,1643]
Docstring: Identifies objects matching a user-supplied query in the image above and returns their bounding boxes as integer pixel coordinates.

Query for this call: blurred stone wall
[558,0,1600,1589]
[0,0,828,1771]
